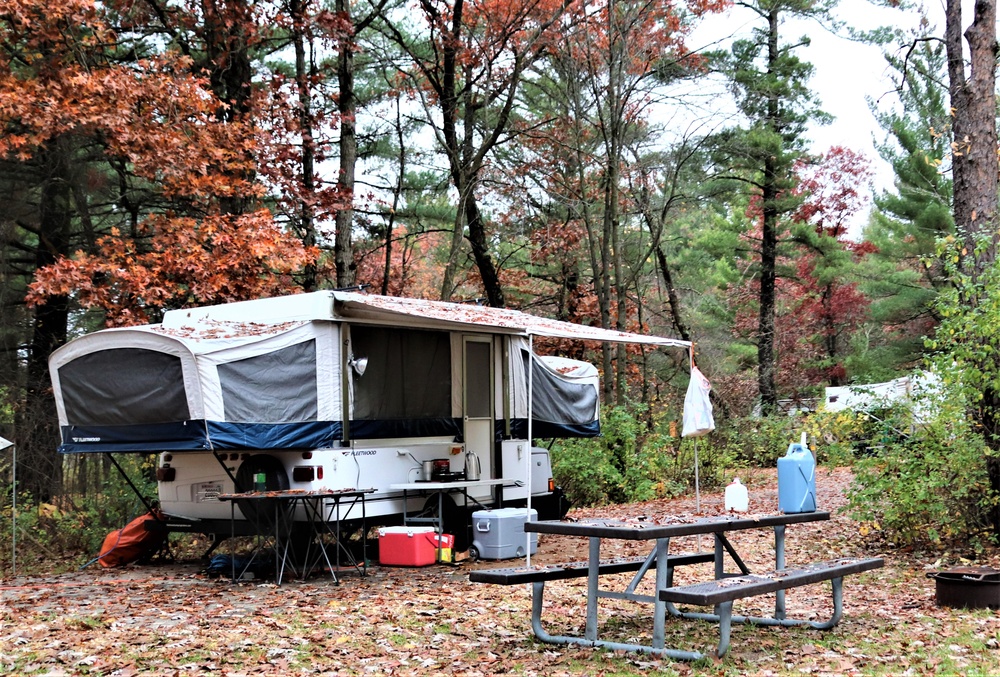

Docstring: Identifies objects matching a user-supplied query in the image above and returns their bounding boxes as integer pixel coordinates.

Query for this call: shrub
[0,454,158,573]
[701,408,866,470]
[707,415,802,467]
[549,403,735,508]
[846,383,995,550]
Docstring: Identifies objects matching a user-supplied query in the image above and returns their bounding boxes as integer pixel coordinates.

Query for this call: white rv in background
[48,291,689,544]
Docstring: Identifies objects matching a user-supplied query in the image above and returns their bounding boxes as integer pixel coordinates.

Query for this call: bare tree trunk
[756,7,781,416]
[292,0,318,291]
[654,244,691,342]
[465,195,504,307]
[758,156,779,415]
[19,139,72,501]
[383,96,407,296]
[439,193,467,302]
[334,0,357,288]
[203,0,255,216]
[946,0,998,279]
[945,0,1000,532]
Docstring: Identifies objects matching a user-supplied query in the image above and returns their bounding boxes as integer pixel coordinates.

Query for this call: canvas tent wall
[50,321,342,453]
[50,291,689,455]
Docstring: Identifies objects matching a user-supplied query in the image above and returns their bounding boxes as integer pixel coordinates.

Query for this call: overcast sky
[685,0,933,234]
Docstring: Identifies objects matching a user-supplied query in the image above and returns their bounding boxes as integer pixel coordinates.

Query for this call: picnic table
[471,511,883,659]
[219,488,374,585]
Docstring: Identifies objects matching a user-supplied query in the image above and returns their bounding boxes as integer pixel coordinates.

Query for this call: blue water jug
[777,435,817,513]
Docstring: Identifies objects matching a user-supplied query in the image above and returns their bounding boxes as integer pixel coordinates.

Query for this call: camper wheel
[235,454,290,523]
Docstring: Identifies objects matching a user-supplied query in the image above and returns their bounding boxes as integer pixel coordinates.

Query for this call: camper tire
[235,454,289,523]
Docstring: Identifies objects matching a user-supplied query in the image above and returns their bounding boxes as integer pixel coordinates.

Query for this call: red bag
[97,509,166,568]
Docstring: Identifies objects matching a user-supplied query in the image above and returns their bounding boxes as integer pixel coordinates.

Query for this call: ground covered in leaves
[3,467,1000,676]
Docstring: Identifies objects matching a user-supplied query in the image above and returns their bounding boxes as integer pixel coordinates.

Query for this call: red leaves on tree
[5,0,319,324]
[792,146,875,240]
[729,147,875,398]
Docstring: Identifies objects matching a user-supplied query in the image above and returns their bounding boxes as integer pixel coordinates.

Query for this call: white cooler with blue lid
[470,508,537,560]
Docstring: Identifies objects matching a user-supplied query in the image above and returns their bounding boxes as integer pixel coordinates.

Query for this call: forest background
[0,0,998,568]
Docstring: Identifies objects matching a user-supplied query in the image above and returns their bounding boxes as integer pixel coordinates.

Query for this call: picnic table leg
[715,601,734,657]
[585,536,601,641]
[530,578,705,660]
[812,577,844,630]
[774,525,786,620]
[714,535,724,579]
[531,580,547,639]
[652,537,669,649]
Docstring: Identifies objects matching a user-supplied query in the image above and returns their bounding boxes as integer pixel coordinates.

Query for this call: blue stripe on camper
[58,420,343,453]
[206,421,341,450]
[59,421,211,453]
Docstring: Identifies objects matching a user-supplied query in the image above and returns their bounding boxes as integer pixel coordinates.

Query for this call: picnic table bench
[470,512,884,660]
[659,556,884,656]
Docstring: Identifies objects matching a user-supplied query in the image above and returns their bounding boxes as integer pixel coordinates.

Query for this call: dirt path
[2,468,999,676]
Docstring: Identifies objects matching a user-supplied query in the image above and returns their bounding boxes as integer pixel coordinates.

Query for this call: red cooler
[378,526,438,566]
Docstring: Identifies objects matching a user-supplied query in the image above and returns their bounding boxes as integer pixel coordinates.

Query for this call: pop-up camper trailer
[49,291,690,545]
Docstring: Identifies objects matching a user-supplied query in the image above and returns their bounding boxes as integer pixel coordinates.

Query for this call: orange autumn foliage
[27,212,315,326]
[5,0,316,324]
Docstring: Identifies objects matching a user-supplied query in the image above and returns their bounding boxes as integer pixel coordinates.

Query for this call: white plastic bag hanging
[682,366,715,438]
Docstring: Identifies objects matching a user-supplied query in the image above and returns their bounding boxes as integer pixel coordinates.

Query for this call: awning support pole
[526,335,533,566]
[11,444,15,577]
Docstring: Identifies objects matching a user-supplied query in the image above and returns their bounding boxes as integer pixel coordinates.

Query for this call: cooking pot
[431,459,451,479]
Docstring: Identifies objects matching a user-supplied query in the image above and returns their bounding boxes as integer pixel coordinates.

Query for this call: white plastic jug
[724,478,749,512]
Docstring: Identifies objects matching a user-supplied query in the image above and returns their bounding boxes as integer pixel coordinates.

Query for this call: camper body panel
[156,439,542,523]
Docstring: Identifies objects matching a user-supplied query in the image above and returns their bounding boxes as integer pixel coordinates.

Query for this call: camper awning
[331,293,692,347]
[162,291,692,348]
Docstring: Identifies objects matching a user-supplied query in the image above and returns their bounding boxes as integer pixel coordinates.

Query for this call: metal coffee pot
[464,451,481,481]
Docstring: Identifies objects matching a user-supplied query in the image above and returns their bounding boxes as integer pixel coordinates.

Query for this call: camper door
[463,336,494,477]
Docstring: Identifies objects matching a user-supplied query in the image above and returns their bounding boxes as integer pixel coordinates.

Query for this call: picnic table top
[525,511,831,540]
